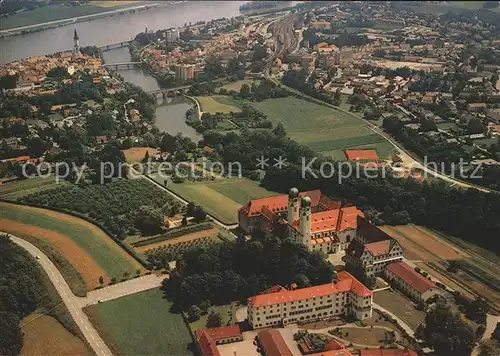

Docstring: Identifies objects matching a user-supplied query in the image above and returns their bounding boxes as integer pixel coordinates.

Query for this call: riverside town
[1,1,500,356]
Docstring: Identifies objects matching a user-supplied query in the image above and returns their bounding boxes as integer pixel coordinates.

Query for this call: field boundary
[131,222,214,248]
[0,199,151,269]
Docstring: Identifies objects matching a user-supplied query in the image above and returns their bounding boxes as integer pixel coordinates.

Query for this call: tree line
[163,232,335,310]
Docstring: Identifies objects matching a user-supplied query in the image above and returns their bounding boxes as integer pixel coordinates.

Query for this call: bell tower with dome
[299,196,312,247]
[287,187,300,225]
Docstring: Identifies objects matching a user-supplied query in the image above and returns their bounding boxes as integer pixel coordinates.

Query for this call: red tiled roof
[195,325,241,342]
[257,329,293,356]
[345,149,379,162]
[248,271,371,308]
[195,330,221,356]
[325,339,345,351]
[309,351,353,356]
[386,262,434,293]
[360,349,417,356]
[310,207,364,233]
[365,240,392,256]
[239,190,321,217]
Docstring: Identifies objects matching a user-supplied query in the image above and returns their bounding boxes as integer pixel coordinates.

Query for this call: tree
[110,277,117,284]
[240,83,251,98]
[186,202,196,217]
[99,276,104,285]
[193,206,207,223]
[123,271,130,280]
[0,312,22,356]
[187,305,202,322]
[273,122,287,138]
[206,310,222,328]
[479,340,500,356]
[422,303,476,356]
[181,216,188,226]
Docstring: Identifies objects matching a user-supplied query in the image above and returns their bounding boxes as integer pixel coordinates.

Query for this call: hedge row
[132,222,214,248]
[0,199,152,269]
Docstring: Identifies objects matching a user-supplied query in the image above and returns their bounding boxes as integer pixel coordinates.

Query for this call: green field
[152,178,278,224]
[249,97,392,159]
[0,203,140,284]
[404,1,500,14]
[0,4,110,30]
[0,177,69,200]
[196,95,241,114]
[189,302,239,332]
[86,289,192,356]
[218,79,259,92]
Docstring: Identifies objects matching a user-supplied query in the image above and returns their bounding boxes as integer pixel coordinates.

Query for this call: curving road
[7,233,166,356]
[8,234,114,356]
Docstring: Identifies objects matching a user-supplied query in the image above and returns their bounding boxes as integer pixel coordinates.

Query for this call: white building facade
[247,271,373,329]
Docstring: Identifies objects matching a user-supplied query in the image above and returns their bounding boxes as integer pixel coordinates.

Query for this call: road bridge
[148,86,193,102]
[103,61,140,70]
[99,40,132,51]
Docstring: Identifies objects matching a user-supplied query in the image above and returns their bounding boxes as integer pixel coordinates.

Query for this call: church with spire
[73,29,80,54]
[238,188,364,254]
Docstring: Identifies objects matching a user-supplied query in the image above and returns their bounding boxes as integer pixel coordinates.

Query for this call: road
[0,3,160,34]
[7,233,167,356]
[8,234,114,356]
[78,274,164,308]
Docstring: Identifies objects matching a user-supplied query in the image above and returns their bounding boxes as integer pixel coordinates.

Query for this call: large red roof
[386,262,434,293]
[248,271,371,308]
[195,330,221,356]
[310,206,364,233]
[360,349,417,356]
[357,216,392,243]
[309,351,353,356]
[239,190,321,217]
[257,329,293,356]
[195,324,241,342]
[345,149,379,162]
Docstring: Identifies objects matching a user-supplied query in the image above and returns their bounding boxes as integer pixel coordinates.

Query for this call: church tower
[299,196,312,247]
[287,187,299,225]
[73,29,80,53]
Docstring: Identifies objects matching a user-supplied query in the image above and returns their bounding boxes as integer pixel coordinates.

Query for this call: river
[0,1,246,63]
[1,1,299,140]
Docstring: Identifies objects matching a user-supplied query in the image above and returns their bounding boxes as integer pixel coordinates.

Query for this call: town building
[165,28,180,43]
[195,325,243,356]
[238,188,364,254]
[384,261,449,302]
[247,271,373,329]
[174,64,195,81]
[359,348,417,356]
[257,329,293,356]
[345,217,404,277]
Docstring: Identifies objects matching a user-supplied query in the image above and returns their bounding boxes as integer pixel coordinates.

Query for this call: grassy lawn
[373,289,425,331]
[154,178,278,224]
[189,303,239,332]
[0,4,109,30]
[249,97,387,154]
[0,177,69,200]
[218,79,259,92]
[85,289,193,356]
[196,95,241,114]
[0,202,141,290]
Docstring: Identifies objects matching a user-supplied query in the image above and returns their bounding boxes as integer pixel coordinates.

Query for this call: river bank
[0,2,168,37]
[0,1,246,64]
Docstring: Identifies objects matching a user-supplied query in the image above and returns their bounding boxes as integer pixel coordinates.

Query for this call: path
[139,173,239,229]
[8,234,113,356]
[372,304,415,337]
[78,274,164,307]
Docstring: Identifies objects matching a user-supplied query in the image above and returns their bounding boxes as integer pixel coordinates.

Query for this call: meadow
[0,177,69,200]
[250,96,394,160]
[0,202,141,291]
[161,178,279,224]
[218,79,259,92]
[195,95,241,114]
[85,289,193,356]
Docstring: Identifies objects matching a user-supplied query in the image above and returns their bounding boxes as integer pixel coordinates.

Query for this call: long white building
[247,271,373,329]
